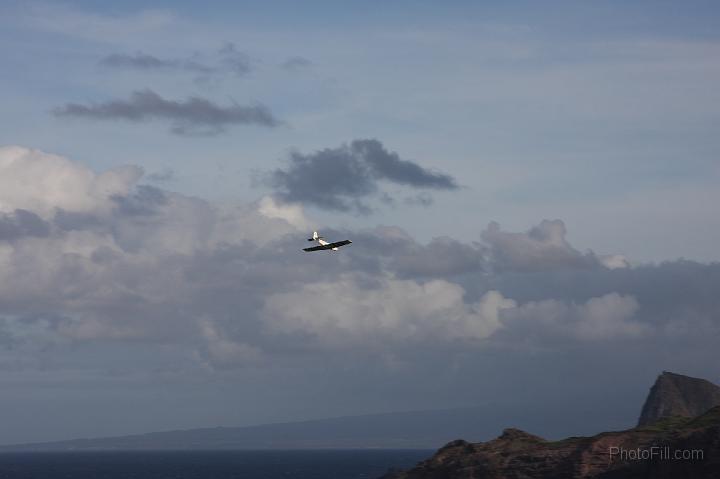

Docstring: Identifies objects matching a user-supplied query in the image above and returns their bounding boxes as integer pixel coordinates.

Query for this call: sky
[0,0,719,444]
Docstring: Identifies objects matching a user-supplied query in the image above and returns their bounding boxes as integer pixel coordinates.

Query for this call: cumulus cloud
[481,219,607,272]
[263,276,648,348]
[379,235,485,278]
[263,277,515,346]
[501,293,648,341]
[0,146,141,218]
[0,147,306,356]
[343,218,613,279]
[265,139,458,213]
[53,89,279,136]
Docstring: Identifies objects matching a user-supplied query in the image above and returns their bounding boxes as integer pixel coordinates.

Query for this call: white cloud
[262,275,516,346]
[257,195,309,230]
[504,293,648,341]
[0,146,141,218]
[0,147,305,349]
[263,275,649,347]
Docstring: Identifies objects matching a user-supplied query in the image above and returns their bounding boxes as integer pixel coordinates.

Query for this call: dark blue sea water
[0,450,431,479]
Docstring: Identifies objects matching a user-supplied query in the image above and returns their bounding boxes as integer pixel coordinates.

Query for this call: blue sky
[2,0,719,261]
[0,1,719,444]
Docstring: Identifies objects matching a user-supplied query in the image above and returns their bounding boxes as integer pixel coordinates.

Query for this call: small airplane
[303,231,352,252]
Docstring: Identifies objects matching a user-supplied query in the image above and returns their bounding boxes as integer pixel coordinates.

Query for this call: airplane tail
[308,231,322,241]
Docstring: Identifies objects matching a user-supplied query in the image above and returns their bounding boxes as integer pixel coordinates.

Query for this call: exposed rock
[381,406,720,478]
[638,371,720,426]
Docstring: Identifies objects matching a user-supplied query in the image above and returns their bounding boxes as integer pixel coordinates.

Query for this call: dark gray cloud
[53,89,279,135]
[266,139,458,212]
[353,139,457,189]
[53,209,102,232]
[390,236,485,278]
[111,185,168,217]
[337,227,485,279]
[0,209,50,241]
[98,44,251,77]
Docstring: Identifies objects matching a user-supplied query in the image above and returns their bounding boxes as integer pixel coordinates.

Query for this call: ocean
[0,450,431,479]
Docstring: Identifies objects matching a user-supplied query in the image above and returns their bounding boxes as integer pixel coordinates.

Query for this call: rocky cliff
[638,371,720,426]
[382,372,720,479]
[382,406,720,478]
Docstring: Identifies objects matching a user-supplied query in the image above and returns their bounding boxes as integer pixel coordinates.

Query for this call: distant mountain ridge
[638,371,720,426]
[0,401,631,451]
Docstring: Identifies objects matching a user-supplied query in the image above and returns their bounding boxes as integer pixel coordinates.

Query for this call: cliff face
[383,372,720,479]
[638,371,720,426]
[382,407,720,479]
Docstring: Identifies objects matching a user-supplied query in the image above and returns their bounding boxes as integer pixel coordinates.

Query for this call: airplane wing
[303,244,331,252]
[303,240,352,252]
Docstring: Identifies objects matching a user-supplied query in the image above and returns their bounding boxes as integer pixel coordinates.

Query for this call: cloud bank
[1,146,718,385]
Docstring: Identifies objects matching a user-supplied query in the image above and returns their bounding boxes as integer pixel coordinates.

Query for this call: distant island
[0,404,623,451]
[0,395,638,451]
